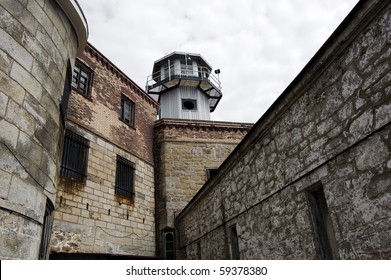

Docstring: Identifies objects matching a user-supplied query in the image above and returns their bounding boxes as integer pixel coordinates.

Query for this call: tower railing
[146,65,221,93]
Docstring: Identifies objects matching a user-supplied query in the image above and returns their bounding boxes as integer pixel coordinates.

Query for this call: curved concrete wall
[0,0,87,259]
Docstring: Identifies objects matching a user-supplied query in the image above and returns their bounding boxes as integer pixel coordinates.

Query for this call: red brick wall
[67,43,158,163]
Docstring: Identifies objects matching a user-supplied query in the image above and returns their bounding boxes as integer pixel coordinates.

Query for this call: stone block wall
[50,123,156,257]
[177,0,391,260]
[0,0,87,259]
[154,119,252,257]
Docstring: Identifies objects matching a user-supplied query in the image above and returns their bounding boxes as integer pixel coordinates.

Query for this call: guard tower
[148,51,252,259]
[146,52,222,120]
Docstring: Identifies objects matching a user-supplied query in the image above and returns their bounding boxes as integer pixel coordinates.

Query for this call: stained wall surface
[154,119,252,258]
[50,44,158,258]
[0,0,87,259]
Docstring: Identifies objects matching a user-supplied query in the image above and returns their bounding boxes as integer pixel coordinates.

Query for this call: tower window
[182,99,197,110]
[72,60,93,98]
[306,183,339,259]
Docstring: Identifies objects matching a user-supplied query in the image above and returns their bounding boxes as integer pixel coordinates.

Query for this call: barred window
[60,130,89,183]
[115,156,135,199]
[38,199,54,260]
[72,60,93,97]
[163,231,175,260]
[120,95,135,127]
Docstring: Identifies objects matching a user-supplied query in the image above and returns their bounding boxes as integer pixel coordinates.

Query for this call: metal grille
[38,200,54,259]
[115,156,135,199]
[60,130,89,182]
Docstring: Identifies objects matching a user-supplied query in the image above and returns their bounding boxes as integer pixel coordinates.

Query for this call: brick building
[49,43,159,259]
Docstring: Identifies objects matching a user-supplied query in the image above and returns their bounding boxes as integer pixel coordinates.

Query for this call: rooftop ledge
[55,0,89,54]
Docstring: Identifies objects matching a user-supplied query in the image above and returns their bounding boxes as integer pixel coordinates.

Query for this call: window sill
[119,117,136,130]
[72,87,92,101]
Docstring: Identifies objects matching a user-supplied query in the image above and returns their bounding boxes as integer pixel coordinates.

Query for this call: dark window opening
[39,199,54,259]
[306,183,339,259]
[72,60,93,97]
[121,95,135,127]
[115,156,135,199]
[60,61,72,127]
[197,242,202,260]
[230,225,240,260]
[182,99,197,110]
[206,168,218,181]
[163,231,175,260]
[60,130,89,183]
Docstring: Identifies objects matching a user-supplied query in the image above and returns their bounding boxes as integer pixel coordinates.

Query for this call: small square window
[121,95,135,127]
[115,156,135,199]
[72,60,93,98]
[206,168,218,181]
[182,99,197,110]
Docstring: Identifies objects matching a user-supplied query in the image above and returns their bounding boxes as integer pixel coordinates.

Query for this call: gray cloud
[78,0,359,123]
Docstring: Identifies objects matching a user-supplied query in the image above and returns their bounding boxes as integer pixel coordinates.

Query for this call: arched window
[163,231,175,259]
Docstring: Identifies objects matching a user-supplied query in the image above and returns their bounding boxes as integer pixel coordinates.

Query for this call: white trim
[55,0,89,54]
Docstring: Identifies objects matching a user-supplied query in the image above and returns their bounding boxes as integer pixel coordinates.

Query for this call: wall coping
[176,0,388,222]
[154,118,253,131]
[55,0,88,54]
[85,43,159,108]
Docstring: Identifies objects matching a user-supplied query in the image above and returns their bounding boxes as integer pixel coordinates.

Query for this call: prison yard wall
[154,119,252,258]
[176,0,391,260]
[0,0,87,259]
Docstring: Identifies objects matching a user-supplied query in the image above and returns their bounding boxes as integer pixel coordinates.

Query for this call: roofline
[152,51,213,70]
[85,42,159,108]
[55,0,89,54]
[176,0,386,221]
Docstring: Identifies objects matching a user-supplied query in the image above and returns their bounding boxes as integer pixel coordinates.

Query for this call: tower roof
[146,51,222,112]
[151,51,212,75]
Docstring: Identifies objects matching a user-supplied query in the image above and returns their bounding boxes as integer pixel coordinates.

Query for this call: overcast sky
[78,0,359,123]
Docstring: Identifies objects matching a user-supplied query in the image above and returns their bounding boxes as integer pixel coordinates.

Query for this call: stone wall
[50,43,158,258]
[0,0,87,259]
[154,119,252,257]
[176,0,391,260]
[51,123,156,257]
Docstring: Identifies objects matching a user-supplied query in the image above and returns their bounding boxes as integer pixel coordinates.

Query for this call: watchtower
[146,52,222,120]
